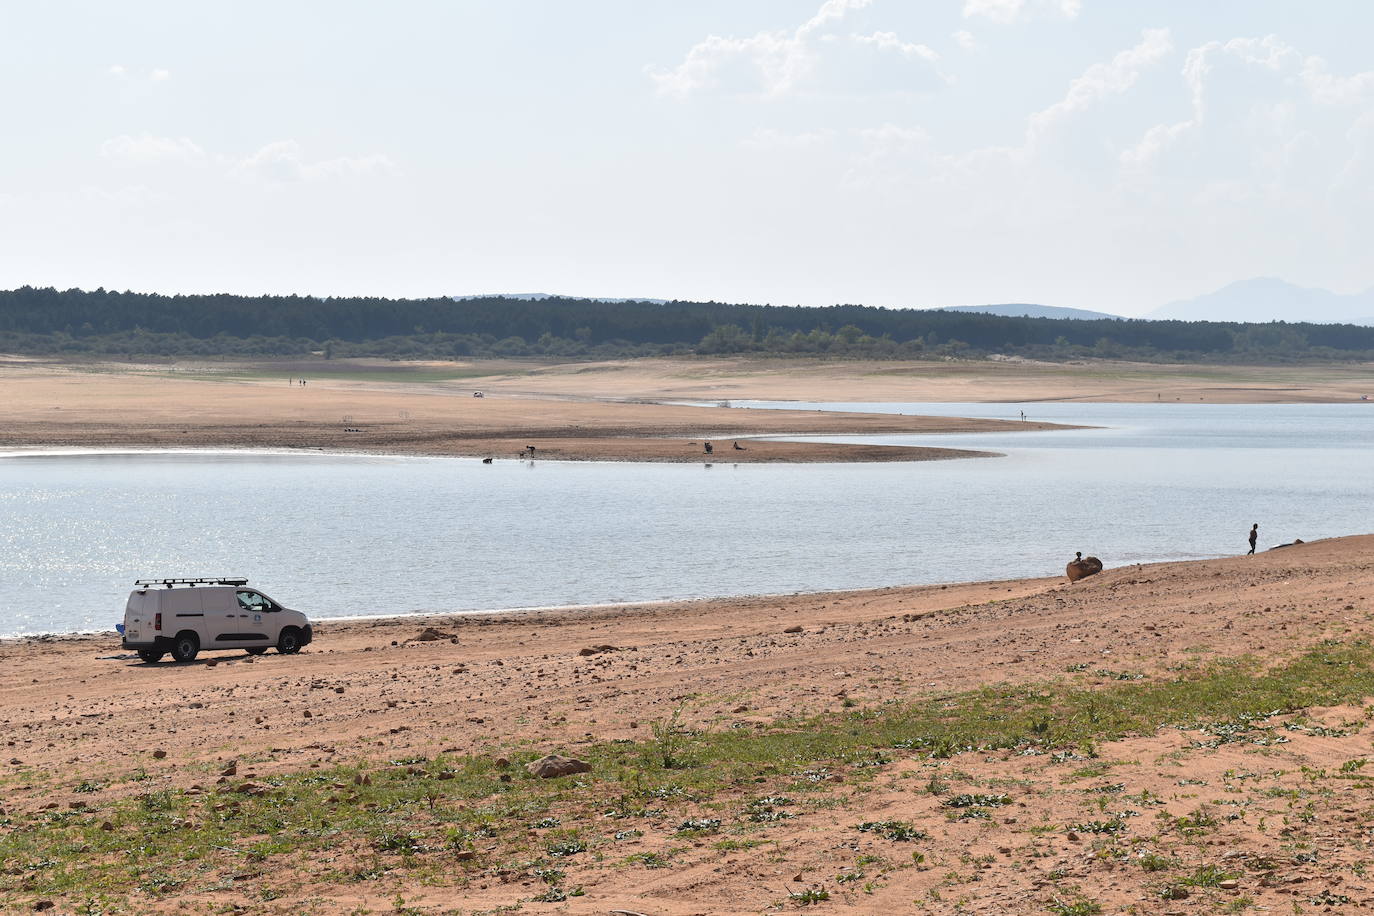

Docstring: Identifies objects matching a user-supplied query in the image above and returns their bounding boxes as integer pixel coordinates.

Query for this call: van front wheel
[137,648,165,664]
[170,632,200,663]
[277,627,303,655]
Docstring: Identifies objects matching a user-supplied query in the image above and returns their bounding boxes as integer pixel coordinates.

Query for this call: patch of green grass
[855,821,929,841]
[1137,852,1178,872]
[1046,895,1102,915]
[9,641,1374,909]
[675,817,721,835]
[1173,806,1220,835]
[624,851,670,868]
[544,838,586,858]
[531,885,584,902]
[788,887,830,905]
[1069,819,1127,835]
[943,793,1011,808]
[1179,864,1238,887]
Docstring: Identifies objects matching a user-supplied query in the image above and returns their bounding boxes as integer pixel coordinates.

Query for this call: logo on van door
[254,614,262,624]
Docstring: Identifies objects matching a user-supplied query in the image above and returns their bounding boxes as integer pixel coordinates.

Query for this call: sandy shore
[0,361,1067,463]
[8,352,1372,463]
[459,355,1374,404]
[5,355,1372,464]
[4,536,1374,913]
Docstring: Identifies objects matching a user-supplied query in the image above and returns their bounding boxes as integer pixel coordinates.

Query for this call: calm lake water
[2,402,1370,637]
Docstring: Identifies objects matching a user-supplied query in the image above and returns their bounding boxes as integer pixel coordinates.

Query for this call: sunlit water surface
[1,402,1370,636]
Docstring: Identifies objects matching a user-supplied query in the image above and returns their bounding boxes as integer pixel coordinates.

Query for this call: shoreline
[0,438,1005,466]
[2,532,1374,911]
[0,534,1347,644]
[0,574,1069,643]
[4,536,1374,913]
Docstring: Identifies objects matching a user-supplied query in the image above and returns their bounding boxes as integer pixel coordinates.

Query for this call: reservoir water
[1,402,1370,637]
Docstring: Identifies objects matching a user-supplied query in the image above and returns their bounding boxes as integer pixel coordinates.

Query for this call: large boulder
[1065,556,1104,582]
[525,754,592,779]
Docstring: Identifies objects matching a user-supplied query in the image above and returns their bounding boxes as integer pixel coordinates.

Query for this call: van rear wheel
[137,648,165,664]
[277,627,303,655]
[170,632,200,663]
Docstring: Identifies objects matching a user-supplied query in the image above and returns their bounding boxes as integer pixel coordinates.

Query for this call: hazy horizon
[3,1,1372,318]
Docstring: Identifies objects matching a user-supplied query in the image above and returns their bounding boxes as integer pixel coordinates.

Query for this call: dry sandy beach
[0,359,1065,463]
[456,356,1374,405]
[4,538,1374,914]
[2,354,1373,463]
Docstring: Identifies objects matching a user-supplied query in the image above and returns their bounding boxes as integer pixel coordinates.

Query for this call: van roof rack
[134,577,248,588]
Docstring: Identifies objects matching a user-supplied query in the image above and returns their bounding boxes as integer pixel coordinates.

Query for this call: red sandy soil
[4,537,1374,913]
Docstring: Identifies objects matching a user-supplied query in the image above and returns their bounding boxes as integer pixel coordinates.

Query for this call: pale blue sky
[2,1,1371,315]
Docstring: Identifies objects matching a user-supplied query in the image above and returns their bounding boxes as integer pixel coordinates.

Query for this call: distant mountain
[1151,278,1374,325]
[935,303,1124,321]
[453,293,669,304]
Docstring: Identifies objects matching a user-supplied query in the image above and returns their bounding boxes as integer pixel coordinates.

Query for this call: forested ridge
[2,285,1372,363]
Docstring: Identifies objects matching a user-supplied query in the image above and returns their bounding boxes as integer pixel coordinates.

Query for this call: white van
[121,577,313,663]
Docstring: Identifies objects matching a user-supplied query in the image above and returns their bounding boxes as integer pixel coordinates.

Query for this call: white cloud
[953,30,977,51]
[150,68,171,81]
[1028,28,1172,143]
[107,64,126,77]
[230,140,397,184]
[1300,56,1374,106]
[848,31,940,63]
[843,29,1176,191]
[648,0,942,99]
[1220,36,1374,106]
[100,134,205,164]
[1124,34,1374,167]
[962,0,1020,23]
[962,0,1080,25]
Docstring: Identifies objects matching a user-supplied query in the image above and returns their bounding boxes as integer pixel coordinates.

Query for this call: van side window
[237,591,266,611]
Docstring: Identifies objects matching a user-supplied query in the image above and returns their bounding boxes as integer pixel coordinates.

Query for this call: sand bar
[0,361,1073,462]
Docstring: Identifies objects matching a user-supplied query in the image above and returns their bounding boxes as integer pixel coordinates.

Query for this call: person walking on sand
[1247,523,1259,555]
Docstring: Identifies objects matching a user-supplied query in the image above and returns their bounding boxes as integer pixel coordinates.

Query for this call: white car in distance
[121,577,313,663]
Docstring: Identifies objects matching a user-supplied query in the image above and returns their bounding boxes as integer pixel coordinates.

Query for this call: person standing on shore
[1248,523,1259,555]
